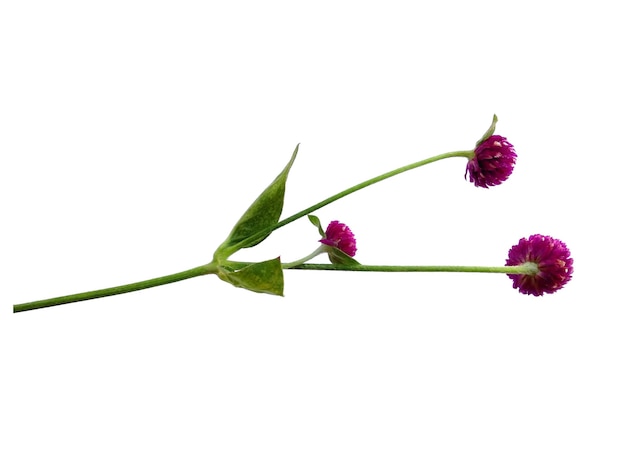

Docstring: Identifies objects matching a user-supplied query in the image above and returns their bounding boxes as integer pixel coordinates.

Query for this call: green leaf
[307,214,326,237]
[327,247,361,266]
[217,258,284,296]
[476,114,498,147]
[215,145,299,258]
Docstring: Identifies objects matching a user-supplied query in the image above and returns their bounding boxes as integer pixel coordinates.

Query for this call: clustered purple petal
[319,220,357,257]
[466,135,517,188]
[506,234,573,296]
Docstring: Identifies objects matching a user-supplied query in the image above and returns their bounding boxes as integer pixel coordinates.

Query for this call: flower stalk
[12,146,469,313]
[288,264,538,274]
[13,264,218,313]
[281,246,327,269]
[12,259,537,313]
[220,149,472,258]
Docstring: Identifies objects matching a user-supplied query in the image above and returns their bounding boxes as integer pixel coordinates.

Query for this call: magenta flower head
[465,135,517,188]
[506,234,573,296]
[319,220,357,257]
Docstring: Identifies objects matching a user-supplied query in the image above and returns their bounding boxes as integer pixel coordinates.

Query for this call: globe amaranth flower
[506,234,573,296]
[465,135,517,188]
[319,220,357,257]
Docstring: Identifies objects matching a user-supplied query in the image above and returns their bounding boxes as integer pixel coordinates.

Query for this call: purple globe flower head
[506,234,573,296]
[465,135,517,188]
[319,220,357,257]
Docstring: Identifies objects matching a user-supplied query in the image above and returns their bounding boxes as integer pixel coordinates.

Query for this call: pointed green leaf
[308,214,326,237]
[216,145,299,257]
[476,114,498,146]
[327,247,361,266]
[218,258,284,296]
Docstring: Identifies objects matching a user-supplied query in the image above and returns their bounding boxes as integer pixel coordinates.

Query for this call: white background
[2,1,625,468]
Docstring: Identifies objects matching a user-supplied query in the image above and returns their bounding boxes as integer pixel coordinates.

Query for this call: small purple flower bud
[465,135,517,188]
[319,220,357,257]
[506,234,573,296]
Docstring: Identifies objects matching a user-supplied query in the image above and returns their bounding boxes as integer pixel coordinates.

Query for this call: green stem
[224,261,537,275]
[223,150,473,257]
[15,150,477,312]
[288,264,537,274]
[13,263,218,313]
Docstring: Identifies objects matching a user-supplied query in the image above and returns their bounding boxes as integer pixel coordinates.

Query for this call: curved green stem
[13,263,218,313]
[281,246,327,269]
[222,150,472,257]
